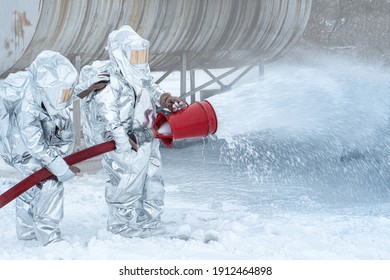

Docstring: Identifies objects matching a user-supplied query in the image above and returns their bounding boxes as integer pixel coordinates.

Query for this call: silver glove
[46,156,75,182]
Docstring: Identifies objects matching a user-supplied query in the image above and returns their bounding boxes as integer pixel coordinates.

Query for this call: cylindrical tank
[0,0,312,77]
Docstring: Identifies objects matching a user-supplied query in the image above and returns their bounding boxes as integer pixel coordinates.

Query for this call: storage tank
[0,0,312,77]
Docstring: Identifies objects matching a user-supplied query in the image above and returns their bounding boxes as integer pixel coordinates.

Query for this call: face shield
[129,48,149,69]
[45,86,74,110]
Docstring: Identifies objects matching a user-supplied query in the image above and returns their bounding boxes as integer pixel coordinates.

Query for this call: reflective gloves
[46,156,80,182]
[112,126,133,154]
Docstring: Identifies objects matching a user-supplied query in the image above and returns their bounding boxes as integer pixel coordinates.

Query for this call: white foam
[157,121,172,134]
[208,57,390,148]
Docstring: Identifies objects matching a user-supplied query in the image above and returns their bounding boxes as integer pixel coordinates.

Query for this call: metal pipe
[0,0,312,77]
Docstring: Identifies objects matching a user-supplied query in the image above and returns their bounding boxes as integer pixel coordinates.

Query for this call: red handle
[0,140,116,209]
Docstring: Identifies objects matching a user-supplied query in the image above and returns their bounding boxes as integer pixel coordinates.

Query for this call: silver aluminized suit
[0,51,78,245]
[73,26,166,237]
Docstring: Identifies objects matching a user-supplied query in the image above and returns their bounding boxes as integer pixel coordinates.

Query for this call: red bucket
[153,100,218,147]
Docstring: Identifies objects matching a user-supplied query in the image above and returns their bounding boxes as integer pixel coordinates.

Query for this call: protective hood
[106,25,152,92]
[27,50,78,110]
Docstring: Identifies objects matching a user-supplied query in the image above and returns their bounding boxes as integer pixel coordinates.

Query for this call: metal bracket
[155,52,264,102]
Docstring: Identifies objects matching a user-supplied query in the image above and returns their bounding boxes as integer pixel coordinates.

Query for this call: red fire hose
[0,101,218,209]
[0,140,116,209]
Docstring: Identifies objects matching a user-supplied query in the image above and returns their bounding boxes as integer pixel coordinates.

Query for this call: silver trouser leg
[103,152,147,236]
[106,201,137,236]
[137,141,165,229]
[15,179,64,245]
[14,159,64,245]
[32,179,64,246]
[15,186,41,241]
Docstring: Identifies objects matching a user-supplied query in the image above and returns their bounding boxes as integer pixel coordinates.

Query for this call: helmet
[107,25,150,67]
[28,50,78,110]
[106,25,151,89]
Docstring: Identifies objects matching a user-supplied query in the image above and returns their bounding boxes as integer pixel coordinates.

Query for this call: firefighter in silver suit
[74,26,183,237]
[0,50,79,245]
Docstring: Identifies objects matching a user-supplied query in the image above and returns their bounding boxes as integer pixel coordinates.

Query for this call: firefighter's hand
[90,81,108,91]
[92,72,110,89]
[47,157,78,182]
[160,92,186,112]
[70,166,81,174]
[129,138,138,152]
[77,72,110,99]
